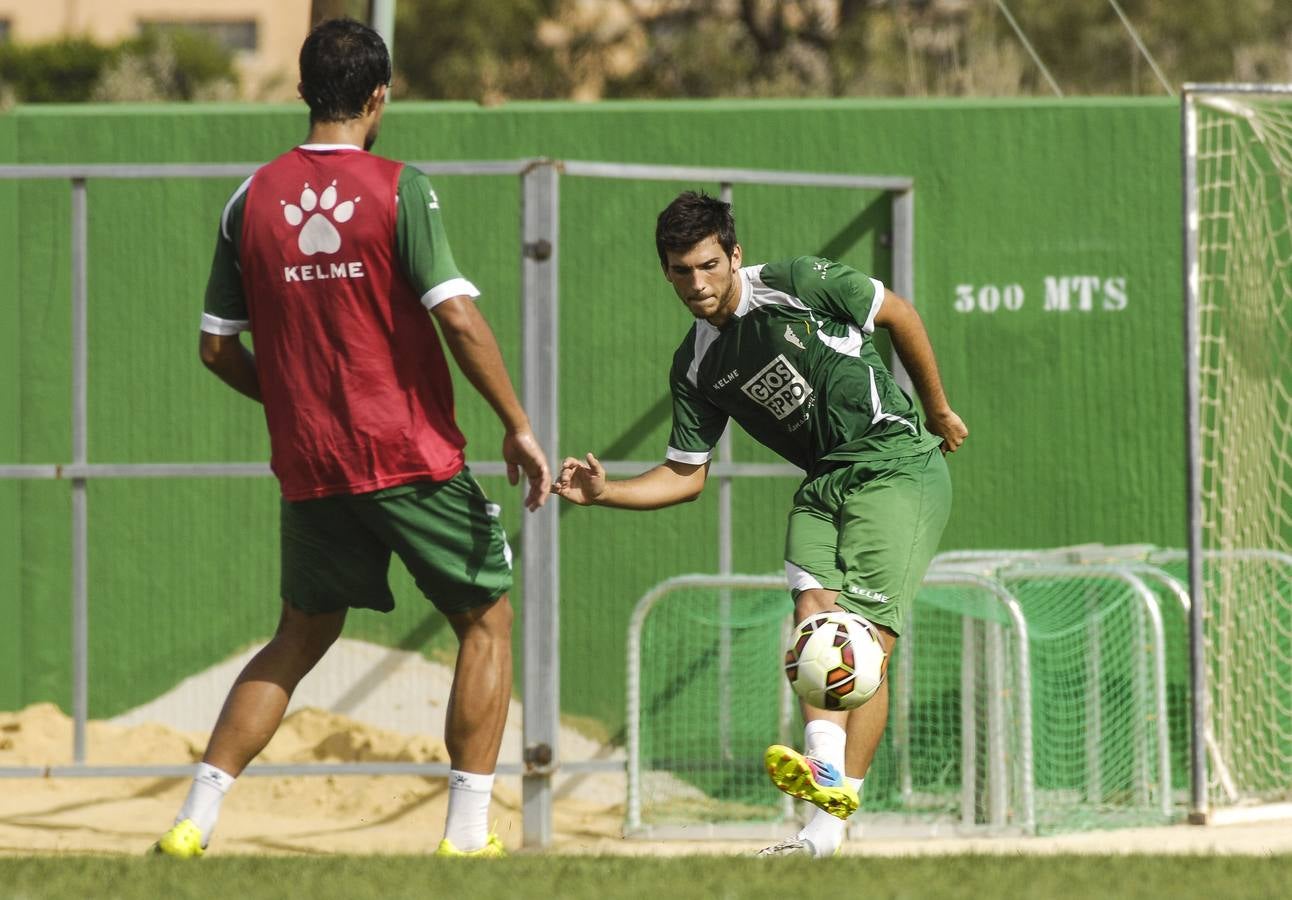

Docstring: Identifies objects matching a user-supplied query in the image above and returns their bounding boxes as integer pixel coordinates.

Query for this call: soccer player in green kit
[552,191,967,858]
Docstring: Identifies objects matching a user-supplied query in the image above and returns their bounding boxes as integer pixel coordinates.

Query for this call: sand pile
[112,639,616,766]
[0,640,628,855]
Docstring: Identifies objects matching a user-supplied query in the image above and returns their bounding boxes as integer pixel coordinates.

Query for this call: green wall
[0,97,1185,734]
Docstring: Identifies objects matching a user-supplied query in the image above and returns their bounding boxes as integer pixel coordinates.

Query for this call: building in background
[0,0,313,99]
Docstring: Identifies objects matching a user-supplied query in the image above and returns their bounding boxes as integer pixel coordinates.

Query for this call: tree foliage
[0,40,116,103]
[388,0,1292,101]
[0,29,237,105]
[7,1,1291,105]
[392,0,571,103]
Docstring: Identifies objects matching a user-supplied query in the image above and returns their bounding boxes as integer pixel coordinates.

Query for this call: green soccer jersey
[666,256,942,476]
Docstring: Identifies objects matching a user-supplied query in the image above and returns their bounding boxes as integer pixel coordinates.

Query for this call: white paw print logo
[281,181,360,255]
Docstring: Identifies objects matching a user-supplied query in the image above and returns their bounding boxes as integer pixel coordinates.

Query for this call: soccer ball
[783,611,888,710]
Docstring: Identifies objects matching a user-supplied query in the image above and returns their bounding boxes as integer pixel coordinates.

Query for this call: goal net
[626,580,796,836]
[627,563,1180,838]
[1186,85,1292,811]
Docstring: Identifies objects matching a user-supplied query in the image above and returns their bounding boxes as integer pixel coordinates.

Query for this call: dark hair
[299,18,392,123]
[655,191,738,267]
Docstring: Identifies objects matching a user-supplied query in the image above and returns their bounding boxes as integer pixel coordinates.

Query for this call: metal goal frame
[1181,83,1292,825]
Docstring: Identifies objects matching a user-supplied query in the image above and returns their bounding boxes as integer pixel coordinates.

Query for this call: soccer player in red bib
[152,18,549,859]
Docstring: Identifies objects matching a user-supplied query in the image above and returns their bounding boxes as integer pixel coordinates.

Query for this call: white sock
[176,762,235,847]
[803,720,847,775]
[797,777,862,858]
[444,769,494,852]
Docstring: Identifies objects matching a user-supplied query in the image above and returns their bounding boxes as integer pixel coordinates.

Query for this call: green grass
[1,855,1290,900]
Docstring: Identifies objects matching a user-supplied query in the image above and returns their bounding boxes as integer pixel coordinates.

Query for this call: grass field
[1,855,1289,900]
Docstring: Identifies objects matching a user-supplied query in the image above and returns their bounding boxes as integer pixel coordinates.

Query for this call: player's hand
[927,409,968,454]
[550,452,606,506]
[503,429,551,511]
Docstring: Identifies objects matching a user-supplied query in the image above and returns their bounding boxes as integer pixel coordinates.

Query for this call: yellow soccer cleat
[764,744,859,820]
[150,819,205,858]
[435,833,506,858]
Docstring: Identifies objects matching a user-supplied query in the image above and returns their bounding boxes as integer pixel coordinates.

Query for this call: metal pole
[371,0,396,69]
[1181,87,1210,824]
[896,614,913,808]
[1085,590,1103,804]
[70,178,89,766]
[1132,598,1150,808]
[625,585,647,833]
[985,621,1008,827]
[890,188,915,394]
[717,182,735,761]
[1149,593,1174,821]
[1116,570,1174,820]
[1015,626,1035,834]
[890,186,921,809]
[520,160,560,847]
[778,614,796,823]
[925,570,1034,833]
[960,617,977,826]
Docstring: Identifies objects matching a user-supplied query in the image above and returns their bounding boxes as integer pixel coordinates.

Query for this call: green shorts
[280,468,513,616]
[784,449,951,636]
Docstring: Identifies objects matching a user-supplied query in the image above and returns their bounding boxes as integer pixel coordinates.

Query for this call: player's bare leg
[154,600,346,856]
[437,594,513,856]
[843,624,896,777]
[762,589,885,858]
[444,594,513,771]
[203,601,347,774]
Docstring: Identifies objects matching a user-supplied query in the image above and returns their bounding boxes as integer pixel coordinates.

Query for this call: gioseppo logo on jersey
[740,354,812,420]
[281,181,366,283]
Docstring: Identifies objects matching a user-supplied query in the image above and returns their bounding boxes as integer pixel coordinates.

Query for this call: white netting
[627,562,1181,839]
[1192,87,1292,806]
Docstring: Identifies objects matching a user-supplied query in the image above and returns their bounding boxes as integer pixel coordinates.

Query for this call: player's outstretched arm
[199,332,262,402]
[552,454,707,510]
[432,295,550,510]
[873,291,968,453]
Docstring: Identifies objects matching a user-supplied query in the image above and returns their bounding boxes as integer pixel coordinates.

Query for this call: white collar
[298,143,363,151]
[732,266,752,319]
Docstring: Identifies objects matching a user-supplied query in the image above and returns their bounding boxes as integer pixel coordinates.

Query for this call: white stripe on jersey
[201,312,250,335]
[743,264,811,315]
[686,321,723,388]
[863,277,885,334]
[815,323,863,357]
[685,265,880,381]
[868,367,916,435]
[666,446,712,465]
[687,265,809,387]
[421,277,481,310]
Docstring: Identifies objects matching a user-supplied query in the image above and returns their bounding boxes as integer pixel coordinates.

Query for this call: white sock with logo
[803,719,847,776]
[176,762,235,847]
[444,770,495,852]
[798,776,863,858]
